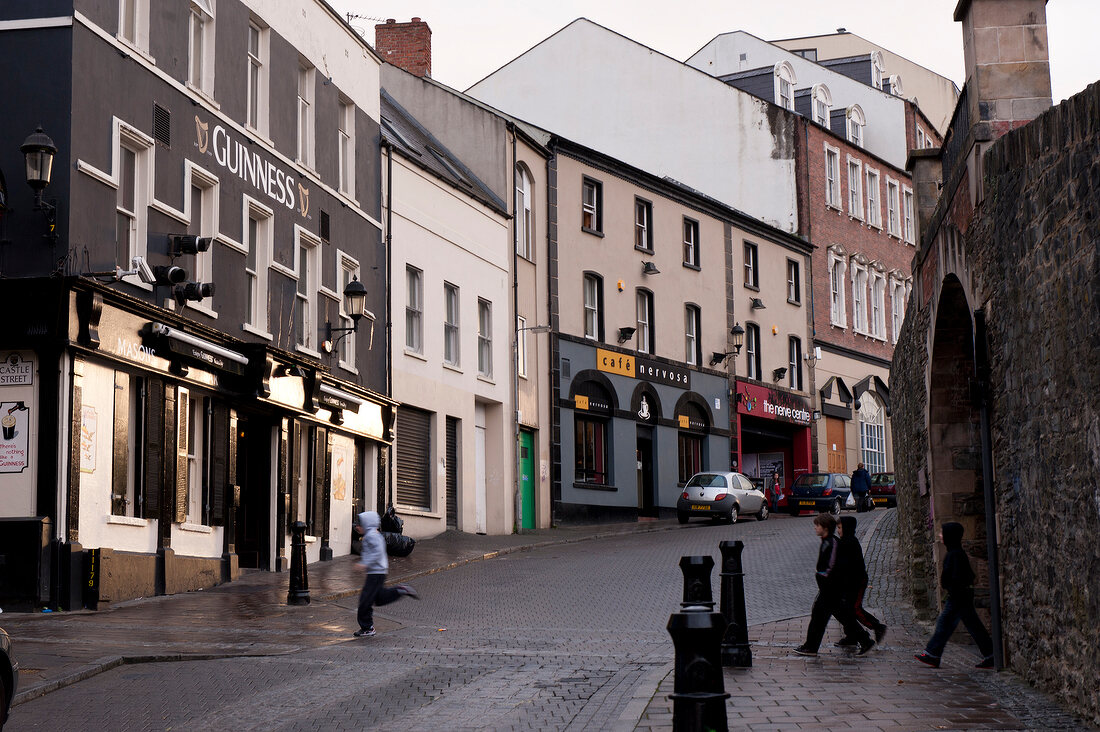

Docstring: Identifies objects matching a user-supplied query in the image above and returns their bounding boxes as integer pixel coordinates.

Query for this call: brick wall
[375,18,432,78]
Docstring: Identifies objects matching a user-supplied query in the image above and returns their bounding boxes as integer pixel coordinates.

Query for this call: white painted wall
[687,32,910,169]
[467,19,799,235]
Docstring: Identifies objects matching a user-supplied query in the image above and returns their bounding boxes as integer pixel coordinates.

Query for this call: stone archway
[927,275,987,600]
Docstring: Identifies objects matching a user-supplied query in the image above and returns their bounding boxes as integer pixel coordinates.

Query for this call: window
[786,259,801,304]
[829,249,847,327]
[114,128,154,270]
[891,280,908,343]
[743,241,759,288]
[788,337,803,390]
[246,22,268,133]
[916,126,927,149]
[774,61,796,111]
[886,179,901,237]
[682,217,699,267]
[188,0,214,94]
[188,170,218,312]
[477,299,492,378]
[295,231,321,351]
[847,105,865,148]
[678,432,703,484]
[581,177,602,234]
[182,389,210,525]
[636,289,654,354]
[118,0,149,51]
[516,165,533,259]
[634,198,653,251]
[859,396,887,474]
[297,63,315,168]
[338,100,355,197]
[851,262,868,334]
[824,146,840,208]
[865,168,881,228]
[244,200,272,333]
[444,283,459,366]
[405,266,423,353]
[575,415,608,485]
[871,52,885,90]
[114,373,145,517]
[684,305,700,366]
[583,274,602,340]
[848,158,863,220]
[903,187,915,243]
[745,323,761,380]
[871,271,887,339]
[338,254,360,367]
[812,84,832,126]
[517,316,528,379]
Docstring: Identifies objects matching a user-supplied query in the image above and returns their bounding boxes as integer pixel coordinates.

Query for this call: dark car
[1,626,17,731]
[870,472,897,507]
[787,472,851,516]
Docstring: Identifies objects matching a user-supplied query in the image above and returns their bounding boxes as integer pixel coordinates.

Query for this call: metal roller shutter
[446,416,458,528]
[396,407,431,509]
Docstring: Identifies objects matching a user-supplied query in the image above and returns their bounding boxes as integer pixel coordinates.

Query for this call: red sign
[736,382,811,426]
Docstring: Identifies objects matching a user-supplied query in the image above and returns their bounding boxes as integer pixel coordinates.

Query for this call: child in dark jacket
[835,516,887,646]
[915,522,994,668]
[354,510,419,637]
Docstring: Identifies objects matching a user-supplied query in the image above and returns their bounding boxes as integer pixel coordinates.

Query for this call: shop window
[574,415,608,485]
[678,432,703,484]
[859,395,887,474]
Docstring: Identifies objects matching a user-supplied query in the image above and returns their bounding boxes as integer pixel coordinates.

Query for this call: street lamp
[709,323,746,366]
[322,276,368,353]
[20,125,59,240]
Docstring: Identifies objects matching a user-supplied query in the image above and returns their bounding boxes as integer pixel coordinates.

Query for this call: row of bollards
[666,540,751,732]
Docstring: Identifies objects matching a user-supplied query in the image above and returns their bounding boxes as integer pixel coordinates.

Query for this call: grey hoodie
[358,511,388,574]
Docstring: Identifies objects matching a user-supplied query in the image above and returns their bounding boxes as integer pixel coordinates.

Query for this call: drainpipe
[510,127,523,533]
[973,308,1003,669]
[384,141,394,507]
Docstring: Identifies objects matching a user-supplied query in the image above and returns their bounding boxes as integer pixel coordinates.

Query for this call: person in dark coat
[915,521,994,668]
[851,463,872,512]
[833,516,887,647]
[794,513,874,657]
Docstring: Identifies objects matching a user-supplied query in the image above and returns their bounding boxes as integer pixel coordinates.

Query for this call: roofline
[316,0,383,65]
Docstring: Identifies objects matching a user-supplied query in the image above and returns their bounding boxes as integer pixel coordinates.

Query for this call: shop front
[555,338,730,522]
[733,380,813,500]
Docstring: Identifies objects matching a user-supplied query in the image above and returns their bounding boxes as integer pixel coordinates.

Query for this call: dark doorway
[235,414,271,570]
[637,427,657,517]
[446,416,459,529]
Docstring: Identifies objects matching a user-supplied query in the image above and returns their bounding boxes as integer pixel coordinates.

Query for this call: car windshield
[686,473,727,488]
[871,473,894,485]
[793,474,829,488]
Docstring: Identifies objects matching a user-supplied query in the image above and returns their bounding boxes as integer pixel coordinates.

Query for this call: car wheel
[677,511,688,524]
[728,505,739,523]
[831,498,842,516]
[756,501,769,521]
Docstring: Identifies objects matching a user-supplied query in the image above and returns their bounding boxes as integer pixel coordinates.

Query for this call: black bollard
[667,610,731,731]
[679,555,716,612]
[719,540,751,667]
[287,520,311,605]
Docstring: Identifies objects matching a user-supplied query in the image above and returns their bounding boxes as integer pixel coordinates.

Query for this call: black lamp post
[323,276,368,353]
[20,125,59,240]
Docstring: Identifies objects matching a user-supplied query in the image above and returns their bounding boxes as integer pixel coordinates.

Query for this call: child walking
[834,516,887,646]
[915,521,994,668]
[355,510,419,637]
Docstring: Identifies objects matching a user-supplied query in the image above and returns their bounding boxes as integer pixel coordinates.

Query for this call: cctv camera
[132,256,156,285]
[154,265,188,284]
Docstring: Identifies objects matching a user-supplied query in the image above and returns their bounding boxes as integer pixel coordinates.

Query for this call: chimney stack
[375,17,432,78]
[954,0,1051,138]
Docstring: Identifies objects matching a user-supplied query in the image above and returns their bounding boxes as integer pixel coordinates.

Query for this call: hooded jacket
[851,467,871,496]
[836,516,868,593]
[359,511,389,574]
[940,522,975,599]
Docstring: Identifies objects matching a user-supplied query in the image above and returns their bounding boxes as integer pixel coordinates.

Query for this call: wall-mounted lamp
[709,323,746,366]
[750,297,766,309]
[772,366,788,382]
[641,261,661,275]
[617,326,636,344]
[20,126,59,241]
[322,276,368,353]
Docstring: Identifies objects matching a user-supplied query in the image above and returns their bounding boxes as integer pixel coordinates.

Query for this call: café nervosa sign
[597,348,690,390]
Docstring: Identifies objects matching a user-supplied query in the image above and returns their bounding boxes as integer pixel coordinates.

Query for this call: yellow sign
[575,395,589,410]
[678,415,689,429]
[597,348,635,378]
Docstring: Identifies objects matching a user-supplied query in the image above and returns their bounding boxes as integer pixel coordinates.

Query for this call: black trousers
[804,589,871,651]
[357,573,402,630]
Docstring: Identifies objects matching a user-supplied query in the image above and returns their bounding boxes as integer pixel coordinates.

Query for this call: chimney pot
[386,18,395,24]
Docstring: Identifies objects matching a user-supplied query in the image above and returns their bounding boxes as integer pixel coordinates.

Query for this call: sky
[328,0,1098,104]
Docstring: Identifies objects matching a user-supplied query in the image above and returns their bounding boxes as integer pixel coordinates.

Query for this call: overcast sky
[328,0,1097,104]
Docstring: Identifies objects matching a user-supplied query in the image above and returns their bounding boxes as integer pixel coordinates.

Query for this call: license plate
[691,504,710,511]
[874,498,887,504]
[799,500,816,506]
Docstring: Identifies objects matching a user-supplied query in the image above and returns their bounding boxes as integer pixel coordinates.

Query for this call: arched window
[847,104,866,148]
[858,394,886,473]
[515,164,533,259]
[870,51,885,90]
[811,83,832,126]
[574,379,613,485]
[773,61,797,111]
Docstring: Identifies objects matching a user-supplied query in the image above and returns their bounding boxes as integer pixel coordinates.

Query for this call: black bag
[380,504,404,534]
[383,531,415,557]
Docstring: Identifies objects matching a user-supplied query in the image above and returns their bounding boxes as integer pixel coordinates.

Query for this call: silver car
[676,471,769,524]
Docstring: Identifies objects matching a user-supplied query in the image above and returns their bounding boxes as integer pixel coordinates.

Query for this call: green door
[519,430,536,529]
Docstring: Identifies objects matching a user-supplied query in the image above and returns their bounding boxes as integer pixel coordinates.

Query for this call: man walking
[355,510,419,637]
[851,462,872,512]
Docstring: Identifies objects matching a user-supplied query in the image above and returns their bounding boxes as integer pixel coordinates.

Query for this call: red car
[870,472,896,507]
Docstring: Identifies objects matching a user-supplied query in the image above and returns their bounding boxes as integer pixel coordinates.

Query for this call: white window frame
[405,265,423,355]
[337,252,361,369]
[788,337,803,390]
[583,275,600,340]
[246,21,269,136]
[891,277,910,344]
[859,395,887,474]
[828,248,848,328]
[338,99,355,198]
[187,167,219,317]
[118,0,151,55]
[517,316,528,379]
[847,157,863,220]
[243,197,273,338]
[851,259,869,334]
[188,0,215,96]
[786,259,800,304]
[297,62,315,169]
[865,166,881,228]
[684,305,699,366]
[870,51,885,91]
[477,299,493,379]
[183,389,206,525]
[870,269,887,339]
[916,126,927,149]
[294,226,321,354]
[636,289,653,354]
[634,198,652,251]
[581,178,601,233]
[773,61,796,111]
[812,84,832,126]
[903,186,915,244]
[682,217,699,267]
[824,143,841,209]
[516,165,533,260]
[746,323,761,381]
[116,125,154,286]
[444,282,460,366]
[744,241,759,288]
[847,105,865,148]
[886,178,901,237]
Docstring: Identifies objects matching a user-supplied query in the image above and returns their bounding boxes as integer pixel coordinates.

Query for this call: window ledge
[830,322,847,331]
[404,348,427,362]
[184,302,218,319]
[682,262,701,271]
[242,323,273,340]
[573,481,616,492]
[442,362,463,374]
[186,82,220,110]
[117,37,156,65]
[634,245,654,255]
[581,227,604,238]
[106,514,148,527]
[179,522,213,534]
[337,361,360,376]
[826,203,843,213]
[743,284,760,292]
[295,344,322,359]
[477,374,495,385]
[787,299,802,306]
[393,505,440,519]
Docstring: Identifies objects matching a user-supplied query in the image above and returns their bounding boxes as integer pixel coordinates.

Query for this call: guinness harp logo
[195,116,209,154]
[297,183,310,218]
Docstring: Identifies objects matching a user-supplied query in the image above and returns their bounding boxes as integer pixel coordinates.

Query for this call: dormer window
[847,104,865,148]
[774,61,796,111]
[871,51,885,90]
[812,84,832,126]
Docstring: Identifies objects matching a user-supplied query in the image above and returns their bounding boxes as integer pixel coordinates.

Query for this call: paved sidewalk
[634,509,1094,731]
[2,519,676,707]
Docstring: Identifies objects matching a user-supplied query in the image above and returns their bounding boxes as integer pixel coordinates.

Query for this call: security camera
[173,281,215,304]
[169,234,213,255]
[153,265,188,284]
[132,256,156,285]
